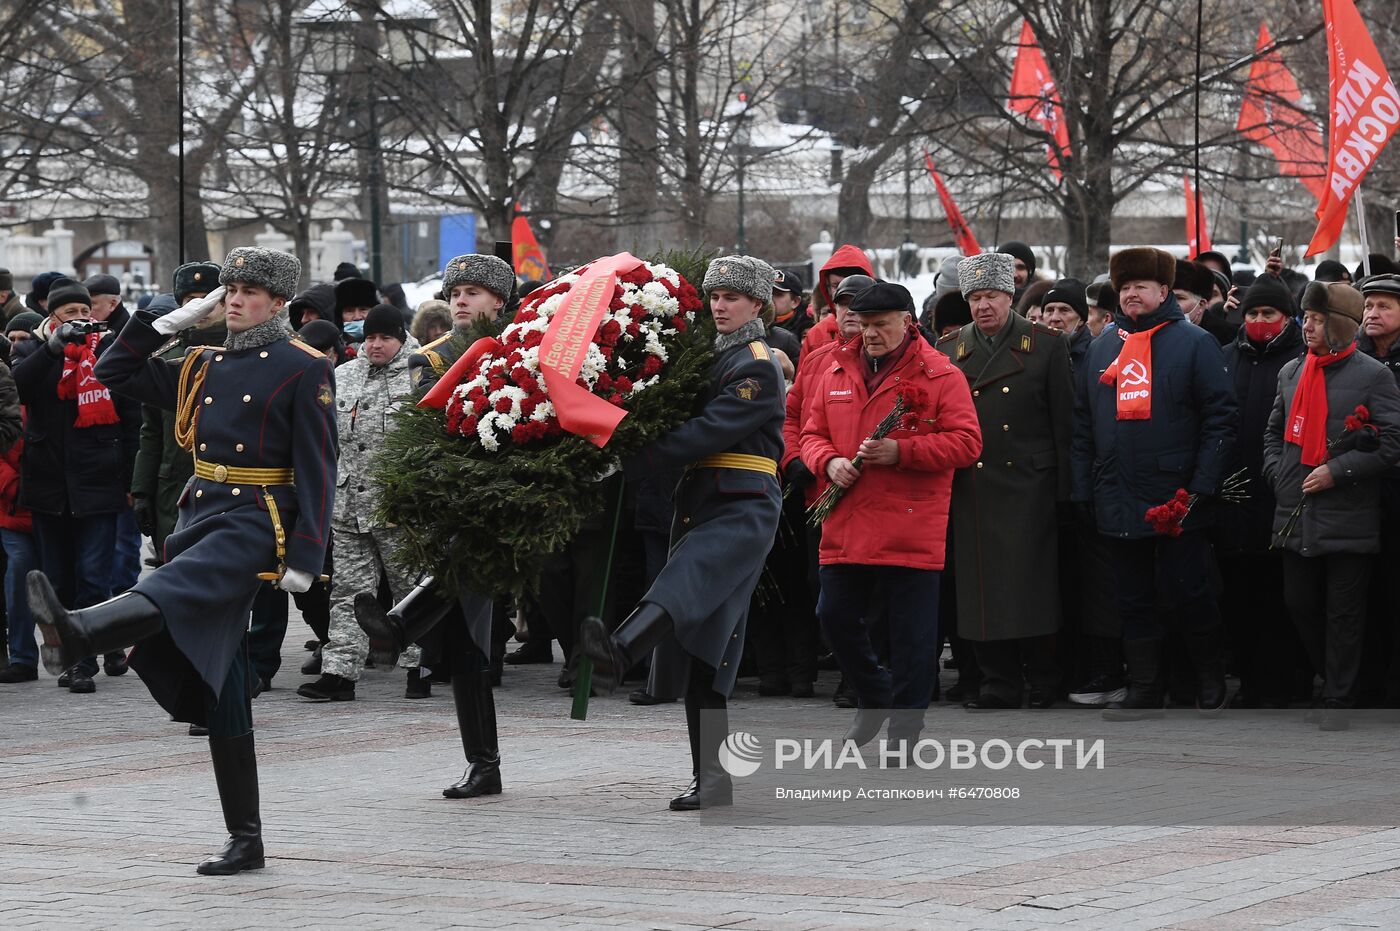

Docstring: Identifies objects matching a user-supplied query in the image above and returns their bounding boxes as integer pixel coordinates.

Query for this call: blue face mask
[343,319,364,339]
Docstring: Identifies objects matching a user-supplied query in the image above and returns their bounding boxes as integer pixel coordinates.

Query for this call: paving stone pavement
[4,623,1400,930]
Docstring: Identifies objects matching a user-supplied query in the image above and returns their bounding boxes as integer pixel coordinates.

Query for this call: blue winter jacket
[1071,296,1237,538]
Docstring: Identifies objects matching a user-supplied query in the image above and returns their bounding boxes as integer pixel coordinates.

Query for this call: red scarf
[1286,344,1355,467]
[1099,322,1170,420]
[55,333,119,428]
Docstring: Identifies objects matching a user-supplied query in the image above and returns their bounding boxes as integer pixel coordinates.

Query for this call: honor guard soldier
[28,247,337,876]
[582,255,786,811]
[354,252,516,800]
[408,253,515,389]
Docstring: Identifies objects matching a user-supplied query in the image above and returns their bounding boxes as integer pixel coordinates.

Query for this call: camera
[67,321,109,337]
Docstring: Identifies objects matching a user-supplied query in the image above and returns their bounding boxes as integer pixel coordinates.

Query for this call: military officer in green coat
[938,252,1074,710]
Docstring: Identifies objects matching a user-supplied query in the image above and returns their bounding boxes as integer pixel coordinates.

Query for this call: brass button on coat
[212,464,229,482]
[243,394,252,403]
[235,443,245,452]
[231,487,241,496]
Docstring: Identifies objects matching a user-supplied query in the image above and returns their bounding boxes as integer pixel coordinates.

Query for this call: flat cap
[848,281,914,315]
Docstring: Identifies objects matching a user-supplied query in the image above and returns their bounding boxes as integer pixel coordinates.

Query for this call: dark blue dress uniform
[626,324,786,698]
[94,313,338,719]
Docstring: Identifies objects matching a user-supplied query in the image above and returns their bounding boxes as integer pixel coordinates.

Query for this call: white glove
[277,567,314,593]
[592,460,621,482]
[154,286,226,336]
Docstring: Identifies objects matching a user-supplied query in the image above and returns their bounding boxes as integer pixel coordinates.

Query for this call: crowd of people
[4,237,1400,732]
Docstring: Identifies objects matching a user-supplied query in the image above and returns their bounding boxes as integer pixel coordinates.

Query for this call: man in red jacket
[800,282,982,751]
[800,244,874,358]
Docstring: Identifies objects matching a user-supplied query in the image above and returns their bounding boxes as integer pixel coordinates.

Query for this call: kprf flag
[1305,0,1400,256]
[1185,176,1212,257]
[1008,19,1071,178]
[1237,23,1328,202]
[511,208,551,281]
[924,154,981,256]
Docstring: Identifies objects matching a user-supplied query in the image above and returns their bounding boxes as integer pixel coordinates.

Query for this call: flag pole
[1193,0,1203,256]
[1356,187,1373,277]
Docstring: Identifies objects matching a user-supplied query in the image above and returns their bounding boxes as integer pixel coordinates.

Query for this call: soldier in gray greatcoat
[582,255,785,812]
[30,247,337,876]
[938,252,1074,710]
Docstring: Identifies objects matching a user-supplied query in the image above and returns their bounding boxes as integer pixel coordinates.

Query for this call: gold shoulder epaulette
[290,338,325,358]
[422,333,454,352]
[188,344,223,355]
[748,340,770,361]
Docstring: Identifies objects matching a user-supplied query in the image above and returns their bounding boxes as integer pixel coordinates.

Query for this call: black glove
[132,495,156,538]
[45,322,76,358]
[784,459,816,488]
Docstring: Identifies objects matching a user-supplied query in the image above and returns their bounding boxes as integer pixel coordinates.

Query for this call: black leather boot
[1183,624,1228,715]
[671,688,732,811]
[197,733,264,876]
[1102,638,1166,721]
[355,578,454,667]
[443,661,502,799]
[27,571,162,676]
[581,602,673,695]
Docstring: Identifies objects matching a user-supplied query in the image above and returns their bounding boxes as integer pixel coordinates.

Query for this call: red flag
[1306,0,1400,256]
[923,154,981,256]
[510,207,551,281]
[1237,24,1328,202]
[1185,176,1212,258]
[1008,19,1071,179]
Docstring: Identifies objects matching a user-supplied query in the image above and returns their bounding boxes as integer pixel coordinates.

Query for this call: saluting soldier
[938,252,1074,710]
[582,255,785,811]
[28,247,337,876]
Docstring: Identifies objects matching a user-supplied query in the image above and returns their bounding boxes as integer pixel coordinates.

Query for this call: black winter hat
[1195,250,1232,276]
[1354,254,1399,281]
[298,319,346,358]
[998,240,1037,277]
[30,271,64,300]
[1172,260,1215,301]
[364,303,407,342]
[0,268,13,291]
[1240,274,1296,316]
[82,273,121,297]
[1314,259,1351,283]
[173,261,221,302]
[931,290,972,333]
[848,281,914,315]
[334,277,378,313]
[288,283,339,329]
[6,310,41,334]
[333,262,361,281]
[1041,278,1088,320]
[45,277,91,312]
[1110,248,1175,290]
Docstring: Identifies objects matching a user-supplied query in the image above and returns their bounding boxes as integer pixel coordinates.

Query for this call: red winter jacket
[783,334,850,506]
[0,433,33,533]
[800,332,981,570]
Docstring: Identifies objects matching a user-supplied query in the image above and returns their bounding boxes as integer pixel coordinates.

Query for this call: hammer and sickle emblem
[1120,360,1150,387]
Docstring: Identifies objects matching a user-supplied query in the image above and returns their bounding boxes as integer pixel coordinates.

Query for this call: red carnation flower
[460,414,478,435]
[1355,405,1371,421]
[619,267,652,287]
[523,331,544,349]
[615,376,633,394]
[626,322,641,339]
[671,315,688,333]
[596,372,613,391]
[472,396,489,414]
[641,356,663,377]
[511,424,531,444]
[494,397,512,414]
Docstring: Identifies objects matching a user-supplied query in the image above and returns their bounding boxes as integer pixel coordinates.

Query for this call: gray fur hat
[219,247,301,300]
[702,254,776,305]
[958,252,1016,298]
[442,254,515,300]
